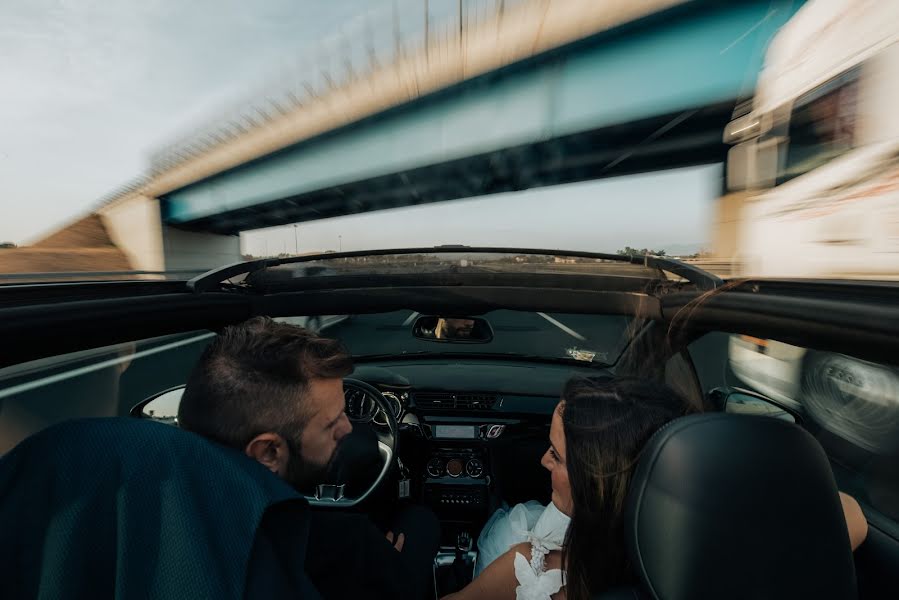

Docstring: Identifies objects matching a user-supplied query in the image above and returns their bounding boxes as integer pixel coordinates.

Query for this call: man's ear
[244,433,290,476]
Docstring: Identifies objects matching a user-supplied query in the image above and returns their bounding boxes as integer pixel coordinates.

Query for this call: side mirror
[412,316,493,343]
[708,387,797,423]
[130,386,185,424]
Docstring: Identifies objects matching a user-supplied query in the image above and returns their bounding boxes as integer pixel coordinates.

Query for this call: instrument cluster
[344,387,406,423]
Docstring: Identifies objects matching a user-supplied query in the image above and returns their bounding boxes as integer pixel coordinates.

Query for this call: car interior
[2,249,899,599]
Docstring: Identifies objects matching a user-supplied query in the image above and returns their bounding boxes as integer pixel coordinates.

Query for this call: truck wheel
[799,351,899,455]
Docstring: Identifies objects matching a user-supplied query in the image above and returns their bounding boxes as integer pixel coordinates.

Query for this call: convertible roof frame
[662,279,899,368]
[2,256,899,370]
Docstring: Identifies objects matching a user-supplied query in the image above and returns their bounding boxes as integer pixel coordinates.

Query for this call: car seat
[598,413,857,599]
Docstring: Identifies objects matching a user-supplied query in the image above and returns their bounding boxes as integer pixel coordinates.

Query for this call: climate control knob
[446,458,464,478]
[426,457,444,478]
[466,458,484,478]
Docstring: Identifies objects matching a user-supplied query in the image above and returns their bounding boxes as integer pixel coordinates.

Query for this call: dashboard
[346,359,604,422]
[342,358,607,528]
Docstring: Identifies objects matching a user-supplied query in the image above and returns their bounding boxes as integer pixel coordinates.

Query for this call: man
[178,317,439,599]
[435,318,475,340]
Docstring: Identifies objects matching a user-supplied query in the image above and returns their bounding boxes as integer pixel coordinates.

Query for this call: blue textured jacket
[0,417,320,600]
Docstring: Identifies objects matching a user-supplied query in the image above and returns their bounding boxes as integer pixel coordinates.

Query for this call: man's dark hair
[178,317,353,450]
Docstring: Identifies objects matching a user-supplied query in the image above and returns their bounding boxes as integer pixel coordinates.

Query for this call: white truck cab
[725,0,899,454]
[726,0,899,279]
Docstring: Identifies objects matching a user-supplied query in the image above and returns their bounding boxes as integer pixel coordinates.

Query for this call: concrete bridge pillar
[160,225,241,273]
[98,194,240,274]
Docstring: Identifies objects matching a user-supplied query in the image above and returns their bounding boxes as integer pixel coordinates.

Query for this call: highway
[323,310,633,366]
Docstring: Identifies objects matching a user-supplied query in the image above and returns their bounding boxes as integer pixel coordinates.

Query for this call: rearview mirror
[412,316,493,343]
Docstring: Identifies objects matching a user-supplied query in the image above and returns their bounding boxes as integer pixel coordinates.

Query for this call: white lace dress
[475,501,571,600]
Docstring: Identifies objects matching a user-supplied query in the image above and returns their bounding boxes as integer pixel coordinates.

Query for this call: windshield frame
[210,246,722,294]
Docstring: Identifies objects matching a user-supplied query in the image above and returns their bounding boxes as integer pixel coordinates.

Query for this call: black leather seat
[600,413,857,600]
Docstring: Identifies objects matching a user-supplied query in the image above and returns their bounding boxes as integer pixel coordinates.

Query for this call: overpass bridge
[83,0,801,272]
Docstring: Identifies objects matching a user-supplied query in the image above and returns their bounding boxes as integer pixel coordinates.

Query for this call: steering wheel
[305,378,398,507]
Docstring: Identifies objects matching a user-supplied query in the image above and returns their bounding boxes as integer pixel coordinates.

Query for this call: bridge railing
[148,0,538,175]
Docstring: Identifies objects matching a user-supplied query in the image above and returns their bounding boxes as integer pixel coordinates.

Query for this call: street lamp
[293,224,299,255]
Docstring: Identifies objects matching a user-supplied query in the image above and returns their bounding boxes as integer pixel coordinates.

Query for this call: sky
[0,0,366,244]
[243,164,720,257]
[0,0,719,253]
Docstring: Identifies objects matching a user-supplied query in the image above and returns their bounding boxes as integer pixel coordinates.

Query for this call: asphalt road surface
[323,309,634,365]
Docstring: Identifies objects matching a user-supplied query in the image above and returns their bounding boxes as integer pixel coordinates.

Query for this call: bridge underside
[160,0,801,235]
[176,103,731,235]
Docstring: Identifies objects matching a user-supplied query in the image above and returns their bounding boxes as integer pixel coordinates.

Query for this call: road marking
[402,311,420,326]
[537,313,586,341]
[0,333,215,400]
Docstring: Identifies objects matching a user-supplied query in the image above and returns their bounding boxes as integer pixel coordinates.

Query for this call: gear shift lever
[453,531,474,588]
[456,531,472,555]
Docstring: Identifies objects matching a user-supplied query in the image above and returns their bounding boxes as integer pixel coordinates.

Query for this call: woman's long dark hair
[560,376,693,600]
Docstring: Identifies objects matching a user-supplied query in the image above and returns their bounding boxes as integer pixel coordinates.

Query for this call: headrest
[0,418,308,600]
[625,413,857,600]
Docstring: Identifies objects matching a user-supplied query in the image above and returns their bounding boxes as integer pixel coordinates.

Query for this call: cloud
[0,0,365,243]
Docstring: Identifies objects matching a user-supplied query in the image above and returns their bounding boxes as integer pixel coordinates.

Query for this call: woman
[444,376,869,600]
[444,376,690,600]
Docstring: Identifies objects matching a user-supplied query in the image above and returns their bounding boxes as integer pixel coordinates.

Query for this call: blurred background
[5,0,895,283]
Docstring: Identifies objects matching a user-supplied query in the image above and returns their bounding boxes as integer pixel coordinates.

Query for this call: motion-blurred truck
[724,0,899,455]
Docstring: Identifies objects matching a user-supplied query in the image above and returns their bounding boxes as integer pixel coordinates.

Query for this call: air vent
[415,392,497,410]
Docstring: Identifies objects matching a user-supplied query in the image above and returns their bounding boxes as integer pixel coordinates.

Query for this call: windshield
[289,310,634,367]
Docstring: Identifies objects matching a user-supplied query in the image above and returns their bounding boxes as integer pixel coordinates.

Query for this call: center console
[423,447,489,511]
[405,418,510,596]
[423,445,487,593]
[416,419,505,518]
[425,447,484,595]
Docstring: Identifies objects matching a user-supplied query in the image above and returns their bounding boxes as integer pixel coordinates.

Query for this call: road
[323,310,633,365]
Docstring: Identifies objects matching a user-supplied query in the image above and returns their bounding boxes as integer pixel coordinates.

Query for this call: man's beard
[283,436,342,494]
